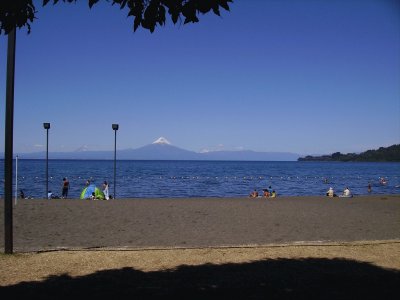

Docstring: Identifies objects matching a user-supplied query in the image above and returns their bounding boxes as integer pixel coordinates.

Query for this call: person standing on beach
[61,177,70,199]
[368,182,372,193]
[103,181,109,200]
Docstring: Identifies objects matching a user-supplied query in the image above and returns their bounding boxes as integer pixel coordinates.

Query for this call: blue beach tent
[80,183,105,200]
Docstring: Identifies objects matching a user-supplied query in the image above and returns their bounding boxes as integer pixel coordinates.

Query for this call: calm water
[0,160,399,198]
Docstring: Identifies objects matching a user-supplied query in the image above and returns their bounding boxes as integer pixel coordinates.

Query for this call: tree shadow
[1,257,399,299]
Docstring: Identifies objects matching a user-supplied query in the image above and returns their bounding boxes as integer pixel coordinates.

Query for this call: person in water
[379,177,387,185]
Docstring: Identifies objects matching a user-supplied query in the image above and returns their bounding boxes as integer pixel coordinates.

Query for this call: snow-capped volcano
[119,136,198,160]
[152,137,171,145]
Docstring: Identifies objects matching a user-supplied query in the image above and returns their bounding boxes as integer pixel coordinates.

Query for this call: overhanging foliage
[0,0,232,34]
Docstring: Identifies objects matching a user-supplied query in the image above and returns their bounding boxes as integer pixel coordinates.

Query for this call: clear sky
[0,0,399,156]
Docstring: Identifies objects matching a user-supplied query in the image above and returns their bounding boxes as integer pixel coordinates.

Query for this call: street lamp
[4,28,17,254]
[112,124,119,199]
[43,123,50,199]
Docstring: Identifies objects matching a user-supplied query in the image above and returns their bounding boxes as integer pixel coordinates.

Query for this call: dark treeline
[298,144,400,162]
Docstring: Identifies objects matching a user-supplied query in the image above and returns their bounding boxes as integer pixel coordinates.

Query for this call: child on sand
[249,189,258,198]
[262,189,270,198]
[326,187,336,197]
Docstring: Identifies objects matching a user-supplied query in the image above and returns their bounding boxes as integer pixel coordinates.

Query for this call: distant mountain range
[7,137,300,161]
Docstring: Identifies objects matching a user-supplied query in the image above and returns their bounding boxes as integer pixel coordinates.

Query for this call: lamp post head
[43,123,50,129]
[112,124,119,131]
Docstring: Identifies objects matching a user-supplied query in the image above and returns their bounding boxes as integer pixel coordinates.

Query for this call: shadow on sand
[1,257,399,299]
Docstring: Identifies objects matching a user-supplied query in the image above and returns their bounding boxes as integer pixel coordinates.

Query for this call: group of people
[249,186,276,198]
[326,179,386,198]
[40,178,111,200]
[326,186,352,198]
[84,179,110,200]
[20,176,388,200]
[46,177,70,199]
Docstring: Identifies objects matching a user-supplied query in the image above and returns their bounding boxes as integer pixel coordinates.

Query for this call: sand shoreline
[1,195,399,252]
[1,195,399,297]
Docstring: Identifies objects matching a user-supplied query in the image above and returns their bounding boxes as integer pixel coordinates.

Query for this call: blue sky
[0,0,399,156]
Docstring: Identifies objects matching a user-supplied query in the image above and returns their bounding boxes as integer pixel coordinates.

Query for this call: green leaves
[0,0,233,35]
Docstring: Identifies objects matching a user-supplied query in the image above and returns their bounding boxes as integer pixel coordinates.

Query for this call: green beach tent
[80,183,105,200]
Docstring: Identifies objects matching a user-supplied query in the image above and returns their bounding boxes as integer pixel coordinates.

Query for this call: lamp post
[112,124,119,199]
[43,123,50,199]
[4,28,16,254]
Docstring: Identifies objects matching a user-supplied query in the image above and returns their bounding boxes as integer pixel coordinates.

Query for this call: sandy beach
[1,195,399,251]
[1,195,399,298]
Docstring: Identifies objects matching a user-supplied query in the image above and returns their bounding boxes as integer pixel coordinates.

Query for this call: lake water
[0,160,399,198]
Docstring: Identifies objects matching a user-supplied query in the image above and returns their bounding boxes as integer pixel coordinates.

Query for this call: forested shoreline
[298,144,400,162]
